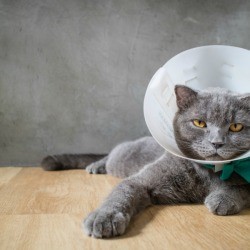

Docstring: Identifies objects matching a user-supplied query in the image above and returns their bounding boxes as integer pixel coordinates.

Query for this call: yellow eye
[193,119,207,128]
[229,123,243,132]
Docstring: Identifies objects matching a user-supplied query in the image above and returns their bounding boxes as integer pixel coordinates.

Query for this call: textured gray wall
[1,0,250,166]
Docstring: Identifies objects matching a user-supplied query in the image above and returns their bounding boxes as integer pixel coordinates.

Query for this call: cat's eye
[193,119,207,128]
[229,123,243,132]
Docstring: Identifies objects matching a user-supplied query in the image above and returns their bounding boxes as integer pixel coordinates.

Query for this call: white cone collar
[144,45,250,165]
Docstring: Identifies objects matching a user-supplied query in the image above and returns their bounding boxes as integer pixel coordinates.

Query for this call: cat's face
[173,85,250,161]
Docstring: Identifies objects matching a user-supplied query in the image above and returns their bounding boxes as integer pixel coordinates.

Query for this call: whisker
[175,139,249,151]
[223,149,249,152]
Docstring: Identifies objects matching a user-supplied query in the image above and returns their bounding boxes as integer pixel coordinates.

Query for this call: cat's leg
[83,174,152,238]
[86,156,108,174]
[204,184,250,215]
[83,154,206,238]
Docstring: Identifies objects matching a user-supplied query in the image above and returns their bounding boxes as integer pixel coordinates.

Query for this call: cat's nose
[212,143,224,149]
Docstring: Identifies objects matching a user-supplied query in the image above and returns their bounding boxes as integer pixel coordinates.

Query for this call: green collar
[204,157,250,183]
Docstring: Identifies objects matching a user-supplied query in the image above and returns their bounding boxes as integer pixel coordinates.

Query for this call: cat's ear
[174,85,198,110]
[238,93,250,106]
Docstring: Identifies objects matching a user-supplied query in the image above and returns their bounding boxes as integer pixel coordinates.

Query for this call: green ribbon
[204,157,250,182]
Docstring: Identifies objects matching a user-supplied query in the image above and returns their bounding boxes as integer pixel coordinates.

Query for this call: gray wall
[1,0,250,166]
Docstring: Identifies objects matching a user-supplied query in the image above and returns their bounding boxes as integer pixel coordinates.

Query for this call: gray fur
[42,154,106,171]
[41,85,250,238]
[174,85,250,161]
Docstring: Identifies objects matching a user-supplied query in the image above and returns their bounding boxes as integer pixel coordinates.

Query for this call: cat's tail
[41,154,107,171]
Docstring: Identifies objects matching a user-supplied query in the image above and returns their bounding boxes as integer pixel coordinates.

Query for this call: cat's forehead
[192,91,247,123]
[199,87,236,95]
[199,91,234,106]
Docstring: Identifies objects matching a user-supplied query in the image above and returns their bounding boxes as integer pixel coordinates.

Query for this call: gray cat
[42,85,250,238]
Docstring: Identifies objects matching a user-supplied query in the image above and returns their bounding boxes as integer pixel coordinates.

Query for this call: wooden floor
[0,167,249,250]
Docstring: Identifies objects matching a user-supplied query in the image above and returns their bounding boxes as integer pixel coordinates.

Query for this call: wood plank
[0,167,249,250]
[0,167,120,215]
[0,167,22,189]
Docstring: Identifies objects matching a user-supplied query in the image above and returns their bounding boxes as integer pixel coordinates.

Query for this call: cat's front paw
[205,192,241,216]
[83,209,130,238]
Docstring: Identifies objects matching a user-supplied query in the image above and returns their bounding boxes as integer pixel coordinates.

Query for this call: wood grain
[0,167,249,250]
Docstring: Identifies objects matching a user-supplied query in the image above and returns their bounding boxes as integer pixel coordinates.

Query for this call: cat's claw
[83,209,129,238]
[205,192,241,216]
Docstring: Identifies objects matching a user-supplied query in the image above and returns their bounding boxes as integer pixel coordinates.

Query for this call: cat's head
[173,85,250,161]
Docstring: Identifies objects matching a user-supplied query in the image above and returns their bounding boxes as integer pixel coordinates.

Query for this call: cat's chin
[204,155,225,161]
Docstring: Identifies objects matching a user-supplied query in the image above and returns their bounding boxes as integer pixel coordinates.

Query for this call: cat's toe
[85,164,94,174]
[83,210,99,236]
[83,209,129,238]
[205,192,241,216]
[86,164,106,174]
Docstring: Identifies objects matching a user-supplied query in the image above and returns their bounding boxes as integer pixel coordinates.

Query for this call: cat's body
[42,85,250,238]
